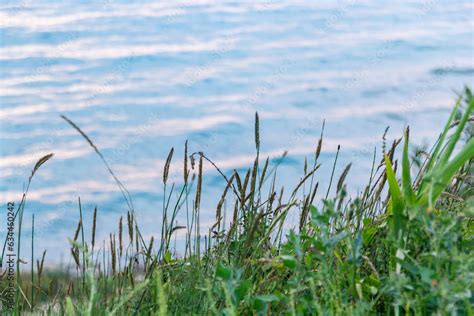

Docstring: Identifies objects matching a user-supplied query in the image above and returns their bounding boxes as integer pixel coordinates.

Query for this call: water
[1,1,473,262]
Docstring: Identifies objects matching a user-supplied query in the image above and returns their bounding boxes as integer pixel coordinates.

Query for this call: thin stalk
[31,214,34,308]
[325,145,341,200]
[78,197,86,292]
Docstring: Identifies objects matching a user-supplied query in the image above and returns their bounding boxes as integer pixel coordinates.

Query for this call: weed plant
[0,88,473,315]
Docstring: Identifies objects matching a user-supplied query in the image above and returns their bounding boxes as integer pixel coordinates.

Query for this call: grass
[0,87,473,315]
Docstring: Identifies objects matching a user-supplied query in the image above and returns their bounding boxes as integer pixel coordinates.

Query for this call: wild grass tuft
[1,88,473,315]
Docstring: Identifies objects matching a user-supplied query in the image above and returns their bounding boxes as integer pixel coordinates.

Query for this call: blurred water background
[0,0,473,262]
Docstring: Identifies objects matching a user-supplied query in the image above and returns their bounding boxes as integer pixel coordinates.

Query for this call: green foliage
[3,88,473,315]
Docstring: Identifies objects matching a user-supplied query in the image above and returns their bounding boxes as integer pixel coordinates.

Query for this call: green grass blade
[429,137,474,204]
[402,128,415,206]
[424,95,462,173]
[65,297,76,315]
[384,155,405,238]
[107,280,149,315]
[438,92,474,166]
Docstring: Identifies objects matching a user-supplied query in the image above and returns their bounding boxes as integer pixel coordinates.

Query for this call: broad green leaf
[164,251,172,264]
[216,262,232,280]
[281,255,297,269]
[65,297,76,315]
[235,279,251,302]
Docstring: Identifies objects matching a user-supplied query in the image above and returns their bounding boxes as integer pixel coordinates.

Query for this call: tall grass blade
[402,128,415,206]
[421,95,462,177]
[426,137,474,205]
[384,155,405,239]
[438,93,473,166]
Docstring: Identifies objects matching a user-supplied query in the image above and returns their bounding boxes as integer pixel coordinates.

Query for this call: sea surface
[0,0,473,262]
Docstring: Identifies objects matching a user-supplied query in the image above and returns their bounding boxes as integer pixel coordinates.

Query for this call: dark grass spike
[0,153,53,268]
[249,157,259,206]
[382,126,390,155]
[376,138,402,175]
[234,170,242,194]
[119,216,123,258]
[241,169,250,203]
[449,116,474,128]
[184,140,189,183]
[336,184,347,211]
[337,163,352,194]
[258,157,269,191]
[255,112,260,155]
[110,234,116,276]
[127,211,134,246]
[299,195,311,233]
[241,169,251,226]
[160,167,168,257]
[135,226,139,261]
[372,170,388,208]
[73,220,82,242]
[36,250,46,287]
[309,182,319,205]
[92,206,97,250]
[164,147,174,185]
[31,153,54,179]
[314,119,325,165]
[71,248,80,270]
[195,156,203,211]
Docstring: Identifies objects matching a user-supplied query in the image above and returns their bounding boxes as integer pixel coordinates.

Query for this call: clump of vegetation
[1,88,473,315]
